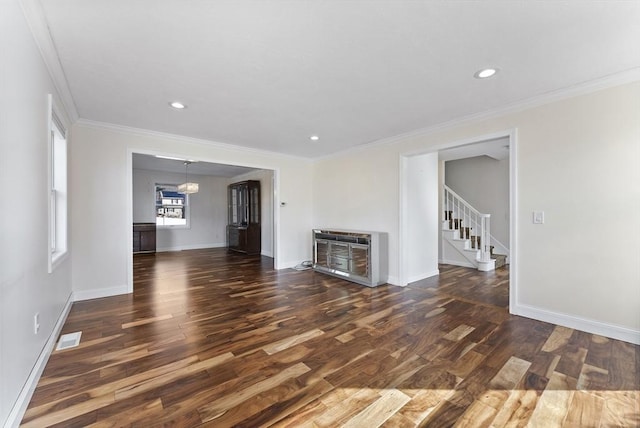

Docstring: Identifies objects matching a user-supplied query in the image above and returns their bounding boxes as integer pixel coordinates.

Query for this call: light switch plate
[533,211,545,224]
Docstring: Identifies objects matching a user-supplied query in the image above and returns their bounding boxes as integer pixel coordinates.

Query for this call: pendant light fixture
[178,161,199,194]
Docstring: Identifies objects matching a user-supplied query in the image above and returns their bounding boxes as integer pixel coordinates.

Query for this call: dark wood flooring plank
[20,251,639,427]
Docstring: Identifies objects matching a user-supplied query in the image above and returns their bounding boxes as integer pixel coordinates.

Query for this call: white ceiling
[39,1,640,159]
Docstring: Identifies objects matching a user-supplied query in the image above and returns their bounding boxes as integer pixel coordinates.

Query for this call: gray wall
[445,155,510,247]
[1,1,73,424]
[133,169,228,251]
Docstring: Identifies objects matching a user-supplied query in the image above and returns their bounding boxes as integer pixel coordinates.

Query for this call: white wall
[445,155,510,246]
[133,169,228,251]
[0,1,73,425]
[404,152,440,283]
[228,169,275,257]
[71,123,313,299]
[313,81,640,343]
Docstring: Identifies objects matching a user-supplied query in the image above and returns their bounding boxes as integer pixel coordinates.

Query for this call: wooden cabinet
[312,229,388,287]
[133,223,156,254]
[227,180,261,254]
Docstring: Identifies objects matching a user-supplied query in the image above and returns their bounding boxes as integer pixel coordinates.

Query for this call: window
[155,183,189,227]
[48,96,68,272]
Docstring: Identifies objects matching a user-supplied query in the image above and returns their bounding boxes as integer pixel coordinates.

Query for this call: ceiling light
[155,155,185,161]
[178,161,199,194]
[474,68,498,79]
[169,101,186,109]
[310,135,319,141]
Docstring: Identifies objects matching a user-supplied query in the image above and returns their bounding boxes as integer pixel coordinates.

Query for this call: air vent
[56,332,82,350]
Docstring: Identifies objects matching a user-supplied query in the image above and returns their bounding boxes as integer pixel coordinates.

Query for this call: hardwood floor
[22,249,639,427]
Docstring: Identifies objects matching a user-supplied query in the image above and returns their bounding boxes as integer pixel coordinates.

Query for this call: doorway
[126,150,279,293]
[399,130,517,313]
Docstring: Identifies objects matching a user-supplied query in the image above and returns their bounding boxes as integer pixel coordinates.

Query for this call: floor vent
[56,331,82,351]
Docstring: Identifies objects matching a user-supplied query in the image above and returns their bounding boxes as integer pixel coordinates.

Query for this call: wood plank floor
[22,248,639,427]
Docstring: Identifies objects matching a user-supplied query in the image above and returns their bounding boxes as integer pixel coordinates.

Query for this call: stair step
[491,253,507,268]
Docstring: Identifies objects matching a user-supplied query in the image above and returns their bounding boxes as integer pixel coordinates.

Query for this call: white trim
[277,259,304,270]
[406,270,440,285]
[79,119,311,163]
[513,304,640,346]
[73,285,129,301]
[126,150,134,294]
[398,156,409,286]
[3,293,73,428]
[261,250,273,258]
[438,259,476,269]
[317,69,640,161]
[272,169,282,269]
[19,0,78,123]
[47,94,69,274]
[386,275,400,286]
[50,251,69,273]
[508,129,518,313]
[156,243,226,252]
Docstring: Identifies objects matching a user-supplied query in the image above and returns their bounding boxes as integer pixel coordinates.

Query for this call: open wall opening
[399,130,516,312]
[128,152,277,292]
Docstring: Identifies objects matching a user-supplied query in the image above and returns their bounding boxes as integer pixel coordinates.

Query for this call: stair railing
[443,185,491,262]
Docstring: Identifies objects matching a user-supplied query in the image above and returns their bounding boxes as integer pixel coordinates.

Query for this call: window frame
[48,95,69,273]
[155,183,190,229]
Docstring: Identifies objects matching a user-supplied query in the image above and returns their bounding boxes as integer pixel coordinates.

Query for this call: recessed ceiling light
[474,68,498,79]
[310,135,319,141]
[169,101,186,109]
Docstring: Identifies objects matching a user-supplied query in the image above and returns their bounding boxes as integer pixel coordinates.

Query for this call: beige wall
[313,82,640,340]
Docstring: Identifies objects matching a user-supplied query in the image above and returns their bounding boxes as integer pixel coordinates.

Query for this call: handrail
[443,184,492,262]
[443,185,488,219]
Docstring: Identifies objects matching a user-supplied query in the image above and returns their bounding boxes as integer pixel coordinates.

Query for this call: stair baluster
[443,185,492,267]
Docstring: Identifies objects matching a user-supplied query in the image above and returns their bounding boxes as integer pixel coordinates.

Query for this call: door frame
[126,148,280,293]
[398,128,518,313]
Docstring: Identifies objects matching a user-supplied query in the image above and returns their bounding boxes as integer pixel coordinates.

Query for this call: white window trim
[48,94,69,273]
[155,183,191,229]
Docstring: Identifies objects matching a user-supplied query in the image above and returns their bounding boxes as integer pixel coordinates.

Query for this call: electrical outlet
[34,313,40,334]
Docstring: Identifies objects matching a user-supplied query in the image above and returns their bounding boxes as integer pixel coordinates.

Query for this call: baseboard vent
[56,331,82,350]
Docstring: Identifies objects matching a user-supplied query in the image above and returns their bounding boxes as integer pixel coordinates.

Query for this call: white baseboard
[512,303,640,345]
[439,258,475,269]
[261,250,273,258]
[276,260,304,270]
[4,293,74,428]
[156,243,226,252]
[73,284,129,301]
[407,269,440,284]
[386,275,400,286]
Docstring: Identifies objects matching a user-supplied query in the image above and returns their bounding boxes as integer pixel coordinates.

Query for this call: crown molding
[316,68,640,161]
[75,119,313,163]
[20,0,79,123]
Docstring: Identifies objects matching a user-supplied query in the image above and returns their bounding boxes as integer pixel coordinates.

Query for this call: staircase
[442,185,508,272]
